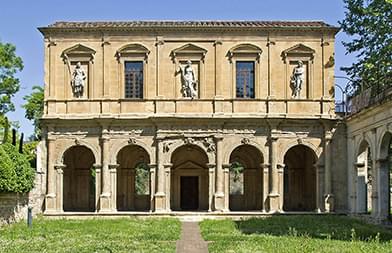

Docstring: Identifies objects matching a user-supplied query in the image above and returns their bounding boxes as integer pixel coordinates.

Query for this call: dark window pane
[125,61,143,98]
[236,61,255,98]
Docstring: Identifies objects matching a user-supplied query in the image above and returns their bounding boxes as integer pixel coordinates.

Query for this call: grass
[200,215,392,253]
[0,217,181,253]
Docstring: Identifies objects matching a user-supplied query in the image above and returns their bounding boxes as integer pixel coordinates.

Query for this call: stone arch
[377,130,392,220]
[57,140,100,165]
[223,139,266,166]
[279,139,320,164]
[165,139,215,165]
[355,136,373,214]
[62,145,96,212]
[116,144,151,211]
[170,143,209,211]
[283,144,318,211]
[228,144,264,211]
[378,130,392,160]
[110,139,154,165]
[355,132,375,158]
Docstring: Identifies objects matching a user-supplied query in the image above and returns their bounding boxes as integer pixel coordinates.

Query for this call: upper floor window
[124,61,143,99]
[236,61,255,98]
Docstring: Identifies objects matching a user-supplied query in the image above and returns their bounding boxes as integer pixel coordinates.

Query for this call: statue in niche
[179,60,198,98]
[290,60,305,98]
[71,62,86,98]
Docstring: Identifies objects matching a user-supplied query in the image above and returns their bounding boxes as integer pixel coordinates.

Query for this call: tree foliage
[0,143,35,193]
[340,0,392,91]
[0,41,23,114]
[23,85,44,139]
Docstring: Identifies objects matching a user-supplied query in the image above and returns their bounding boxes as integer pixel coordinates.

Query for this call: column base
[268,193,280,212]
[214,192,225,211]
[99,193,112,212]
[154,192,168,212]
[324,194,335,212]
[45,193,57,212]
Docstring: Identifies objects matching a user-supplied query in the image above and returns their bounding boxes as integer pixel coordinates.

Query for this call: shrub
[0,143,35,193]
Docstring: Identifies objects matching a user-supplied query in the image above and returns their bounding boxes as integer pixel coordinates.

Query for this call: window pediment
[281,43,315,63]
[227,44,262,63]
[175,160,206,170]
[171,43,207,63]
[61,44,96,62]
[116,43,150,62]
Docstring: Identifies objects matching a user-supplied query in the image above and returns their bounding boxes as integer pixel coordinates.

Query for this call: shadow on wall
[235,215,392,242]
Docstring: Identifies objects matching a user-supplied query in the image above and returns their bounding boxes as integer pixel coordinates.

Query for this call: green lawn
[200,215,392,253]
[0,217,181,253]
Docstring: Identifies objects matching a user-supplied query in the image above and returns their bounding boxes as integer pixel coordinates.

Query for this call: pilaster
[45,135,57,213]
[214,136,225,211]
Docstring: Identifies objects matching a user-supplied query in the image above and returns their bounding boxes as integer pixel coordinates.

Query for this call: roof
[39,20,339,34]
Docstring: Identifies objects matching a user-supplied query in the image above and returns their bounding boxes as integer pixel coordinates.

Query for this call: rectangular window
[124,61,143,99]
[236,61,255,98]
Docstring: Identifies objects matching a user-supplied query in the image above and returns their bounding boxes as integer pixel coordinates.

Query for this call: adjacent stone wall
[0,172,45,226]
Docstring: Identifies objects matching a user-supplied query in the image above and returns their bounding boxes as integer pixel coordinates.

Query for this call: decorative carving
[290,61,305,98]
[202,138,216,152]
[163,141,174,153]
[71,62,86,98]
[241,138,250,145]
[184,137,195,145]
[325,55,335,68]
[297,138,303,144]
[74,138,81,145]
[128,137,137,145]
[179,60,198,98]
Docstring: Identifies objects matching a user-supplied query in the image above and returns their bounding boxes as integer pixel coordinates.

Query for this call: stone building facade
[38,21,346,214]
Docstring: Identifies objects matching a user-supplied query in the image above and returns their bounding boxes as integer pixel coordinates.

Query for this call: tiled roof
[47,20,335,29]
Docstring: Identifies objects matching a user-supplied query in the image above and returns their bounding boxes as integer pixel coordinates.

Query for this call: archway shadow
[234,215,392,242]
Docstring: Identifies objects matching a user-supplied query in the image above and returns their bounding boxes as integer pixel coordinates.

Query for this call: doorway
[180,176,199,210]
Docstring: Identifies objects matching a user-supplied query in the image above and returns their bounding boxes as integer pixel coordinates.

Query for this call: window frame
[124,61,144,99]
[235,61,255,99]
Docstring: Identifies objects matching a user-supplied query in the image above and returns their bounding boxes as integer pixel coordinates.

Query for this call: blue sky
[0,0,353,137]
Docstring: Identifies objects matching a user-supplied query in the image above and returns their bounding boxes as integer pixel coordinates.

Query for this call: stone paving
[176,222,208,253]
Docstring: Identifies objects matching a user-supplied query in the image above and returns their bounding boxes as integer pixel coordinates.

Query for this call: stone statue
[179,60,198,98]
[290,60,305,98]
[71,62,86,98]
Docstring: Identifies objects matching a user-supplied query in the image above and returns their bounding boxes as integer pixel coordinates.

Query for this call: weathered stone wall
[0,171,45,226]
[331,120,348,212]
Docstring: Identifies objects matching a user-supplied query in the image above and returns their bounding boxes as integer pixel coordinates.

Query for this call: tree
[340,0,392,92]
[0,41,23,114]
[22,86,44,139]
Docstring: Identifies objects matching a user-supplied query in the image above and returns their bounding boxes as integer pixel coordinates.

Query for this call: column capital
[214,135,224,142]
[148,163,157,169]
[100,136,110,142]
[93,163,102,169]
[207,163,216,168]
[108,164,119,170]
[269,136,279,142]
[54,164,66,174]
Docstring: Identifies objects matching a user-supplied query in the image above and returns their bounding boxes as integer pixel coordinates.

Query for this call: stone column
[99,136,111,212]
[277,163,285,211]
[268,137,280,212]
[155,138,166,212]
[371,157,379,219]
[314,163,322,212]
[214,136,225,211]
[149,164,157,212]
[164,163,172,212]
[223,164,230,211]
[324,134,334,212]
[261,163,270,212]
[93,164,102,211]
[45,136,56,213]
[54,164,66,212]
[375,159,389,221]
[207,163,216,211]
[109,164,118,211]
[355,162,367,213]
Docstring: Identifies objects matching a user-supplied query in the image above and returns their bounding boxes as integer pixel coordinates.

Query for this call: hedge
[0,143,35,193]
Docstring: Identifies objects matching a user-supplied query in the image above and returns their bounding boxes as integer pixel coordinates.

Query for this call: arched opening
[356,140,372,214]
[63,146,96,212]
[283,144,317,211]
[379,132,392,220]
[171,144,209,211]
[229,145,263,211]
[116,145,150,211]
